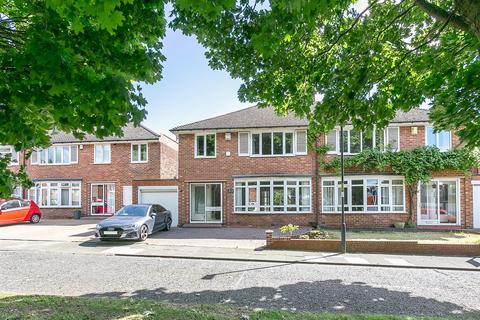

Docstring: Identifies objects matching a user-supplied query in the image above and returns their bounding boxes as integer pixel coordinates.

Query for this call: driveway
[0,219,277,249]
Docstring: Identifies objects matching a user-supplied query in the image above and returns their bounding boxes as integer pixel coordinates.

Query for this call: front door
[419,180,459,225]
[473,184,480,228]
[190,183,222,223]
[91,183,115,215]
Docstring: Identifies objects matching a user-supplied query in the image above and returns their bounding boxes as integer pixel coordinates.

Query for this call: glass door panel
[439,181,457,224]
[191,185,206,222]
[91,183,115,215]
[190,183,222,223]
[420,181,438,224]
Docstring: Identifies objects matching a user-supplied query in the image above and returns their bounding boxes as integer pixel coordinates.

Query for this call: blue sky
[141,27,249,139]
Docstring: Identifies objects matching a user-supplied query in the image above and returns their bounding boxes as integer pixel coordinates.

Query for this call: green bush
[279,224,299,237]
[308,229,333,239]
[298,234,310,240]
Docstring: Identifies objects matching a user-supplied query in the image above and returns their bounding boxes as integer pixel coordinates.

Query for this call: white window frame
[195,133,216,158]
[28,181,82,208]
[321,176,406,213]
[131,143,148,163]
[189,183,223,223]
[325,126,400,155]
[240,129,305,157]
[0,145,19,166]
[425,126,452,151]
[31,145,79,165]
[295,130,308,155]
[234,177,312,214]
[417,177,461,226]
[94,144,111,164]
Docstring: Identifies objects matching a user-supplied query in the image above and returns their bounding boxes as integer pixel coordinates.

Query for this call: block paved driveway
[0,219,290,249]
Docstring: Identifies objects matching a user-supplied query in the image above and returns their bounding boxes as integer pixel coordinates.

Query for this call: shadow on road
[79,279,478,318]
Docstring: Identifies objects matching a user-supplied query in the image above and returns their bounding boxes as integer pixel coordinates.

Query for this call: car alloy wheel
[139,225,148,241]
[30,214,40,224]
[165,218,172,231]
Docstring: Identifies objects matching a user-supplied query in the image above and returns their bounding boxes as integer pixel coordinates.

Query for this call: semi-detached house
[3,124,178,222]
[172,106,480,229]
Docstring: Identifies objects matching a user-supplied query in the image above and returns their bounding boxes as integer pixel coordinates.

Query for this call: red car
[0,199,42,225]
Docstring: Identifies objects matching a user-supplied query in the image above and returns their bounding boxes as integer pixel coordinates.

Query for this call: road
[1,249,480,318]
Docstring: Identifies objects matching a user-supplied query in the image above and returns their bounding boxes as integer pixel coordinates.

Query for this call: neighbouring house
[2,124,179,222]
[171,106,480,229]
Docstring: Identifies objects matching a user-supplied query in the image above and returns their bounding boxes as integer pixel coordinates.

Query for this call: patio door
[91,183,115,215]
[419,180,458,225]
[190,183,222,223]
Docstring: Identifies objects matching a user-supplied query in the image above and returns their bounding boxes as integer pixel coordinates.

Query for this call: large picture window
[322,177,405,213]
[31,145,78,165]
[235,178,311,213]
[325,127,400,154]
[28,181,81,208]
[195,133,216,157]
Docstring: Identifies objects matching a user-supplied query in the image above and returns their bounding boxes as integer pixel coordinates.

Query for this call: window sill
[234,211,312,215]
[194,156,216,159]
[32,163,77,166]
[93,162,111,165]
[131,161,148,164]
[321,211,407,214]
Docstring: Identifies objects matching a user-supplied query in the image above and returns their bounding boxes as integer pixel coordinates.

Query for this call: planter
[73,210,81,220]
[394,222,405,229]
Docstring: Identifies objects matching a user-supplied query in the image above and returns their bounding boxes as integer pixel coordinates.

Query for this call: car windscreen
[115,205,149,217]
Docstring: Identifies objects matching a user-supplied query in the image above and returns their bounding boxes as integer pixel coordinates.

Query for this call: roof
[50,123,160,144]
[171,106,430,132]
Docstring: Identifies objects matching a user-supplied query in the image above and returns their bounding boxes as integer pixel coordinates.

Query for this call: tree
[171,0,480,144]
[1,0,166,195]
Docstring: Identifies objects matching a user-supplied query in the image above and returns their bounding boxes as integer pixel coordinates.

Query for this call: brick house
[3,124,178,219]
[171,106,480,229]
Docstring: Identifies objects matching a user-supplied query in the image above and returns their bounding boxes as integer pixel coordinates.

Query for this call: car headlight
[124,224,137,229]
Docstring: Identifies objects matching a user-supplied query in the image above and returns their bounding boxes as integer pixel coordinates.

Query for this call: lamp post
[340,126,347,253]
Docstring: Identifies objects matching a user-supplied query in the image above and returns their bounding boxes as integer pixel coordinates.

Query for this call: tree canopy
[171,0,480,145]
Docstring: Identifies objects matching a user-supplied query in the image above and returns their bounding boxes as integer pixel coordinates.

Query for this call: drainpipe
[340,126,347,253]
[314,136,319,228]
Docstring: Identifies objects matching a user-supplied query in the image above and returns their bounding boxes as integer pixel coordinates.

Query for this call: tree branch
[414,0,470,33]
[376,3,416,41]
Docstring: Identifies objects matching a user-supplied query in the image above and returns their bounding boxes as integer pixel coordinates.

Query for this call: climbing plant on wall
[319,146,479,225]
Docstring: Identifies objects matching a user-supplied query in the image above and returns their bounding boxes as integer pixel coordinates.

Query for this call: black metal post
[340,126,347,253]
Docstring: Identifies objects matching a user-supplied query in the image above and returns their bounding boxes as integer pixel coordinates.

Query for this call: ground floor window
[419,179,459,225]
[322,177,404,213]
[234,178,311,213]
[190,183,222,222]
[91,183,115,215]
[28,181,81,208]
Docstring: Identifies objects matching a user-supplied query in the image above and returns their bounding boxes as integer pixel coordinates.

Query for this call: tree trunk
[455,0,480,41]
[407,185,415,225]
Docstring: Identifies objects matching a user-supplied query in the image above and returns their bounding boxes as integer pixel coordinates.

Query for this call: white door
[139,187,178,227]
[473,184,480,228]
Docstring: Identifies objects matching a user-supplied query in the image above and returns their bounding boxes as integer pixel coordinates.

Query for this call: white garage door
[138,186,178,227]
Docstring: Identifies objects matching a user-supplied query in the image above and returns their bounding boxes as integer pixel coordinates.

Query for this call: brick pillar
[266,230,273,247]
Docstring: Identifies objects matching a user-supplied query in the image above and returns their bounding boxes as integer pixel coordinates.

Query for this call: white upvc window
[425,127,451,151]
[234,178,311,213]
[28,181,81,208]
[131,143,148,163]
[195,133,216,158]
[325,127,400,154]
[240,130,306,157]
[322,176,405,213]
[94,144,111,164]
[418,178,460,225]
[0,145,19,165]
[31,145,78,165]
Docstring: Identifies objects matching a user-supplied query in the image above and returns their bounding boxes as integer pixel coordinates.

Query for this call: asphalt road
[1,250,480,318]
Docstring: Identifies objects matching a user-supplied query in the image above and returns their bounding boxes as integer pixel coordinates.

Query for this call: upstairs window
[0,146,19,165]
[325,127,399,154]
[246,130,305,156]
[131,143,148,163]
[31,145,78,165]
[94,144,111,164]
[195,133,216,157]
[426,127,451,151]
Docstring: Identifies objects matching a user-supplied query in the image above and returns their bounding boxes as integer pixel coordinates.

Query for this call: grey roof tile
[50,123,160,144]
[171,106,430,132]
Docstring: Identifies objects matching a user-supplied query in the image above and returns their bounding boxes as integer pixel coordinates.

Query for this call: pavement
[0,219,479,271]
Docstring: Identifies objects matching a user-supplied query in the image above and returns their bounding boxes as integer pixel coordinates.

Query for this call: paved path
[1,250,480,318]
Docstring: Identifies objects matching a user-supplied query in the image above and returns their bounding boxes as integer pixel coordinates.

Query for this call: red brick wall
[159,136,178,179]
[21,140,177,218]
[178,125,476,228]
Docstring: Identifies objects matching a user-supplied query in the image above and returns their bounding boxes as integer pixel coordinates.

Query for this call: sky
[140,27,249,139]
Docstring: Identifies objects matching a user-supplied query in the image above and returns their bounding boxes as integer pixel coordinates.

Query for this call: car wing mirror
[151,213,157,218]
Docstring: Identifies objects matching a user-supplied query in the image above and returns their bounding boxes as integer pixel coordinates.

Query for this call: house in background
[171,106,480,229]
[3,124,178,221]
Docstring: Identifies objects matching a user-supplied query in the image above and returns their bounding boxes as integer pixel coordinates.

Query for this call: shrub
[298,234,310,240]
[308,229,333,239]
[279,224,299,237]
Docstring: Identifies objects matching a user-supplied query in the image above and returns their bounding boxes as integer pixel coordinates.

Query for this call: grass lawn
[323,230,480,244]
[0,293,453,320]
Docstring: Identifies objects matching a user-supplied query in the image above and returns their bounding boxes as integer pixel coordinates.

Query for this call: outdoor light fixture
[411,127,418,135]
[225,132,232,140]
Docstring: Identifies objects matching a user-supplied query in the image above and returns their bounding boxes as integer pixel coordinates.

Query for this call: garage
[138,186,178,227]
